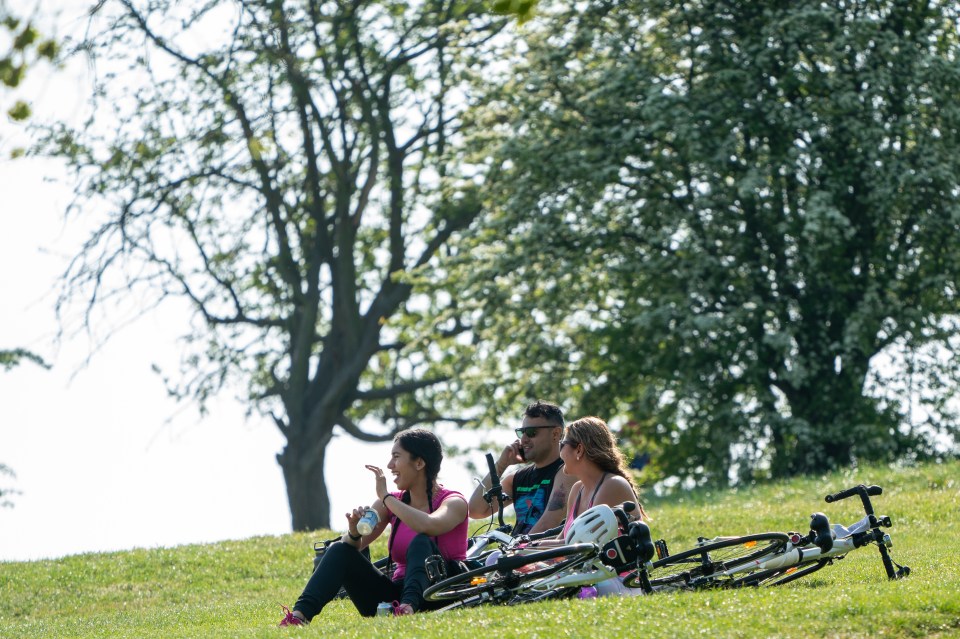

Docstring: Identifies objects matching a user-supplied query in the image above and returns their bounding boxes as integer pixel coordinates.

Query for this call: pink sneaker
[392,600,414,616]
[278,604,307,626]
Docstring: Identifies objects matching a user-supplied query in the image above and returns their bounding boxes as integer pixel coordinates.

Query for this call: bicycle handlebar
[825,484,882,503]
[484,452,508,528]
[822,484,907,580]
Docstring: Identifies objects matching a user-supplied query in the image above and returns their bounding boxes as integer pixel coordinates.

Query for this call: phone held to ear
[518,446,526,461]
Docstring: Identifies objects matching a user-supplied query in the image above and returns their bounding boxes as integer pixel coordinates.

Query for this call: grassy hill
[1,459,958,638]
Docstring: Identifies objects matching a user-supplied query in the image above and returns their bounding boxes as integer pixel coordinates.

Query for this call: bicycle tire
[424,543,598,603]
[433,583,577,611]
[623,533,790,590]
[737,558,831,587]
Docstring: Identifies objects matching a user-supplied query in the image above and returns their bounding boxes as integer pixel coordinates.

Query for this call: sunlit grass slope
[1,459,958,638]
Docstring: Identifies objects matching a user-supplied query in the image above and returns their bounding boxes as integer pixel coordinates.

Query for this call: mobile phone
[518,446,526,461]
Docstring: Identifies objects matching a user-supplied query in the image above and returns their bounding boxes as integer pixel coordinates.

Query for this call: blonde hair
[565,416,649,520]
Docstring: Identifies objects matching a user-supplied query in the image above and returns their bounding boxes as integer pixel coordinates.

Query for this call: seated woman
[559,416,648,537]
[279,428,469,626]
[532,416,649,596]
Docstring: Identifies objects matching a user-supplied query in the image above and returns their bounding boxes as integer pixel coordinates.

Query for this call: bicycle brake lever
[613,501,637,529]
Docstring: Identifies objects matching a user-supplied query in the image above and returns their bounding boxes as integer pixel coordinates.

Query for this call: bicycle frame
[737,484,908,582]
[516,552,618,591]
[710,514,894,579]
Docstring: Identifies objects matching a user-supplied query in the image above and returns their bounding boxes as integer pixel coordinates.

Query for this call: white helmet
[565,504,619,545]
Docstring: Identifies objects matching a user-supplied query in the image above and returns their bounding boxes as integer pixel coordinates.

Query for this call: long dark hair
[566,416,649,520]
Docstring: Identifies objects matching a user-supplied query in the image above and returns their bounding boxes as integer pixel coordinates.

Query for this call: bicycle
[423,450,660,611]
[424,498,655,610]
[622,483,910,593]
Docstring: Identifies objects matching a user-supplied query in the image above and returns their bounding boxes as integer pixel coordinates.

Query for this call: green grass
[2,459,959,638]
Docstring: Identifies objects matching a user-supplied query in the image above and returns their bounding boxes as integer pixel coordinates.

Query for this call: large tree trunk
[278,429,334,531]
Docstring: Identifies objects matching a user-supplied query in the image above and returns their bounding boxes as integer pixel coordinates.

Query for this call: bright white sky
[0,0,487,562]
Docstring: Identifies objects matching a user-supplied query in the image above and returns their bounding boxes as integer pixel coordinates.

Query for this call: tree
[446,0,960,484]
[41,0,504,530]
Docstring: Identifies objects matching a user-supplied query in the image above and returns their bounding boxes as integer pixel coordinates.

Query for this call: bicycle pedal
[424,555,448,582]
[655,539,669,559]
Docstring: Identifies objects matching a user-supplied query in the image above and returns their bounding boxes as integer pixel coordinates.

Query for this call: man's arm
[526,466,576,534]
[467,443,522,519]
[467,470,515,520]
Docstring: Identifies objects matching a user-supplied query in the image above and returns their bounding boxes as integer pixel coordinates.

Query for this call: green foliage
[0,463,18,508]
[0,459,957,638]
[0,348,47,507]
[0,348,48,371]
[6,98,28,119]
[445,0,960,485]
[489,0,538,22]
[0,2,58,128]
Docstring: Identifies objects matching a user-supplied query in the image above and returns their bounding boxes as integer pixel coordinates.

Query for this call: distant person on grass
[467,400,577,535]
[279,428,468,626]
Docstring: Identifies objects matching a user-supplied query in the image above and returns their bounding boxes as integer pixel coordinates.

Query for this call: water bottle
[357,507,379,536]
[578,585,598,599]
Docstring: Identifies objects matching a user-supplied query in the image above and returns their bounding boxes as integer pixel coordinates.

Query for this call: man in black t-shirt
[468,400,575,535]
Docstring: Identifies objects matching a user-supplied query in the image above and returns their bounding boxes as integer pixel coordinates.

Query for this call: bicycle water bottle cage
[565,504,620,545]
[809,512,833,553]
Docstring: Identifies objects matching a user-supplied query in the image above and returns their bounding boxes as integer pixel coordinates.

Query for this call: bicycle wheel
[424,543,598,604]
[623,533,790,590]
[736,558,831,587]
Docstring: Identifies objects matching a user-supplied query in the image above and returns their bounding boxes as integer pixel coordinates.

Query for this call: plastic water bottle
[578,585,598,599]
[357,508,379,536]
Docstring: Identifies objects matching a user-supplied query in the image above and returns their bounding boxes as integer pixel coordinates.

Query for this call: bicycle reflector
[470,576,488,586]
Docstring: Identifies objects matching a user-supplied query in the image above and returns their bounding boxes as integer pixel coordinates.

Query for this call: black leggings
[293,533,442,621]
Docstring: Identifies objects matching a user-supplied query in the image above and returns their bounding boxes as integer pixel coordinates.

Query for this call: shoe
[278,604,307,626]
[392,600,414,616]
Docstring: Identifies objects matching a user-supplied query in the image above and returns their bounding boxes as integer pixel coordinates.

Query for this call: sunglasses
[515,426,554,438]
[559,439,578,448]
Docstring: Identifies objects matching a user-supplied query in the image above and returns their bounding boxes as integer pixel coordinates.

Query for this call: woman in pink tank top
[279,428,468,626]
